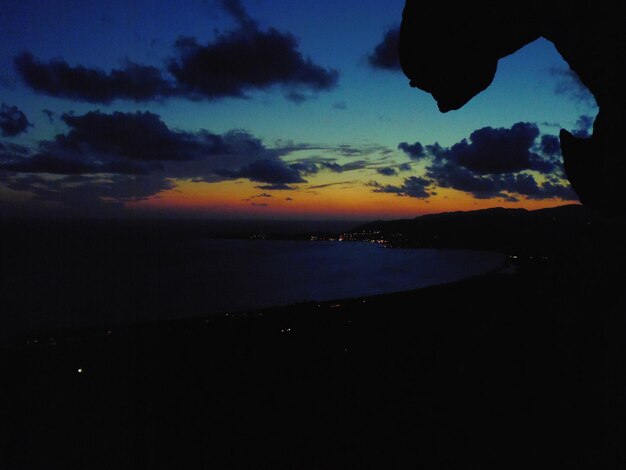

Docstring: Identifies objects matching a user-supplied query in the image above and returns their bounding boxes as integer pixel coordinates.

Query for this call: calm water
[1,233,504,340]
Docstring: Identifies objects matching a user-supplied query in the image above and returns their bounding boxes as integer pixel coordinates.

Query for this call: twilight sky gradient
[0,0,597,220]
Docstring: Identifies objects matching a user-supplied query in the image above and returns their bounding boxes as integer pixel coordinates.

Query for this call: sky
[0,0,598,220]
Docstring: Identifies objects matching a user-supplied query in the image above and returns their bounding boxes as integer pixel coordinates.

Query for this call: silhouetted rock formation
[399,2,626,214]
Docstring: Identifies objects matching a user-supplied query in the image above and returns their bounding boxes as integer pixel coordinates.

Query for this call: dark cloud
[392,122,577,202]
[257,183,295,190]
[320,160,368,172]
[499,174,577,201]
[288,161,321,175]
[1,173,175,213]
[398,141,426,160]
[370,176,433,198]
[426,161,506,199]
[0,103,32,137]
[368,26,401,71]
[333,144,389,157]
[333,101,347,110]
[377,167,397,176]
[426,161,575,201]
[58,111,229,162]
[0,153,106,175]
[0,141,30,156]
[533,181,578,200]
[250,154,369,183]
[398,163,412,172]
[573,114,594,138]
[425,142,447,160]
[284,91,309,103]
[540,134,560,156]
[307,180,355,190]
[18,111,283,180]
[215,159,306,185]
[167,11,338,100]
[551,67,596,106]
[336,145,365,157]
[0,110,307,209]
[441,122,541,174]
[263,142,389,159]
[14,1,337,104]
[220,0,256,28]
[42,109,55,123]
[14,53,175,104]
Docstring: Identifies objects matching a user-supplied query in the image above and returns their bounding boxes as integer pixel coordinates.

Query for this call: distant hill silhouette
[348,204,623,258]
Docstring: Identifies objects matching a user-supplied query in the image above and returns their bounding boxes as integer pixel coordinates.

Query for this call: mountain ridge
[346,204,620,257]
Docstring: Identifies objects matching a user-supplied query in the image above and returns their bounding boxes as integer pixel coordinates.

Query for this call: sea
[1,220,505,341]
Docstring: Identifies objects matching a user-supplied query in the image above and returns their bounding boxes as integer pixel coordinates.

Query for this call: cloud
[307,180,356,190]
[167,2,338,101]
[439,122,541,174]
[42,109,55,123]
[284,91,310,103]
[551,67,596,106]
[426,160,574,200]
[263,153,373,181]
[398,141,426,160]
[0,173,176,214]
[288,160,322,175]
[58,111,230,162]
[398,163,412,172]
[320,160,368,172]
[256,183,295,190]
[368,26,401,71]
[532,181,578,200]
[0,153,108,175]
[266,142,390,159]
[370,176,433,198]
[220,0,256,28]
[377,167,397,176]
[573,114,594,138]
[417,123,564,177]
[0,110,285,178]
[14,1,338,104]
[215,159,306,185]
[0,141,30,156]
[243,192,273,201]
[0,103,32,137]
[425,161,505,199]
[330,144,389,157]
[14,53,175,104]
[1,110,312,209]
[540,134,560,156]
[390,122,578,202]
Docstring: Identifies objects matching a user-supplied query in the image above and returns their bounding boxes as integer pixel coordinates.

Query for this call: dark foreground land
[2,256,626,469]
[2,207,626,469]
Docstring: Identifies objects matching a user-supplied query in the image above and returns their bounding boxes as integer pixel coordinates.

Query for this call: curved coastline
[0,241,505,346]
[2,251,507,348]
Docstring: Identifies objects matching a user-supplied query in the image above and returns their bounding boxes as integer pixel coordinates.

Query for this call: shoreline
[0,246,508,349]
[0,249,508,350]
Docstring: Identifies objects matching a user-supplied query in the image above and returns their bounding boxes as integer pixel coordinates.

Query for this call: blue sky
[0,0,597,219]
